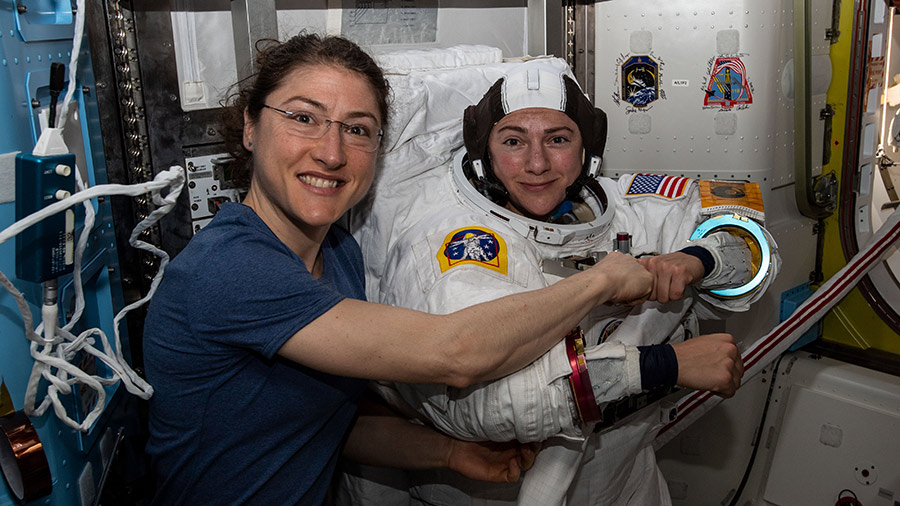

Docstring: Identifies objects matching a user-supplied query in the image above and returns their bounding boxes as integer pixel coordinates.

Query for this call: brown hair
[221,33,390,187]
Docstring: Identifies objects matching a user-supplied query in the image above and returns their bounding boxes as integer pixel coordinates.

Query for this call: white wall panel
[173,4,529,111]
[592,0,830,189]
[763,359,900,505]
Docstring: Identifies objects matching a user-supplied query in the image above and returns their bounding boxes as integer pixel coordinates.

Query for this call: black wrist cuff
[679,245,715,278]
[637,344,679,391]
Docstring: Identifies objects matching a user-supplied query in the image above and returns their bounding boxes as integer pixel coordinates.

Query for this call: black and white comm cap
[462,60,608,186]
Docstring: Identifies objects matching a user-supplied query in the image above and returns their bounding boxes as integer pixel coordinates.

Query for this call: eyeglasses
[262,104,383,152]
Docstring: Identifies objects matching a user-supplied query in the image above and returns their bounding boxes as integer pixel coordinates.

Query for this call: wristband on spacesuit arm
[565,328,602,424]
[678,246,715,277]
[637,344,679,390]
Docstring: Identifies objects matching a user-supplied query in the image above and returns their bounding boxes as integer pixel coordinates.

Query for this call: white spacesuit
[340,55,780,506]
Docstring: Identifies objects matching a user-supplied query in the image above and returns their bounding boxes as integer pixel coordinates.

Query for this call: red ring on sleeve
[565,328,602,424]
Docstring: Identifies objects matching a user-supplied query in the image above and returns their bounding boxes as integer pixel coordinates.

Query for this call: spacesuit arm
[373,325,648,443]
[687,226,781,313]
[614,175,780,314]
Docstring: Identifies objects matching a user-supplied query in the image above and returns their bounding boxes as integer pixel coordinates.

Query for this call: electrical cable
[2,0,184,433]
[55,0,84,132]
[1,167,185,432]
[46,63,65,129]
[726,354,787,506]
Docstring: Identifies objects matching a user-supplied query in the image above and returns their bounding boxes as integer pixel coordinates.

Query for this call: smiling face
[487,108,584,220]
[242,64,381,258]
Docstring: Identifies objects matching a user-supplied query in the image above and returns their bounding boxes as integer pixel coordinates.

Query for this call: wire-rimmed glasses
[262,104,383,152]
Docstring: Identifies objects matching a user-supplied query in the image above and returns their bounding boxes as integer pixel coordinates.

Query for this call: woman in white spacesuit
[339,59,779,506]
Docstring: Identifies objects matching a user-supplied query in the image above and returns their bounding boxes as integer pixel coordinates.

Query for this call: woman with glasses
[141,34,654,506]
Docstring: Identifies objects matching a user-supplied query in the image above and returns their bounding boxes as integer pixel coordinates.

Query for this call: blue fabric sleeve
[679,245,715,278]
[637,343,679,390]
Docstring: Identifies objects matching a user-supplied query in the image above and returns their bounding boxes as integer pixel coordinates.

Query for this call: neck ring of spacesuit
[452,148,616,246]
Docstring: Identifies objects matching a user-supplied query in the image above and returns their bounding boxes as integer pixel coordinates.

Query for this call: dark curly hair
[221,33,391,188]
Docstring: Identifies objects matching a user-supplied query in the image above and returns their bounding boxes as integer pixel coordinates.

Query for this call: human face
[243,64,381,255]
[487,108,583,220]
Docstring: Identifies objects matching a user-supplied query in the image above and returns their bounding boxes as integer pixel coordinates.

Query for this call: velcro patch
[698,180,765,222]
[625,173,690,199]
[436,226,508,275]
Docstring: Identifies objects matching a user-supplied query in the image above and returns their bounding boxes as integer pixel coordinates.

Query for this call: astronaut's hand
[671,333,743,398]
[446,439,540,483]
[637,252,705,304]
[594,251,653,305]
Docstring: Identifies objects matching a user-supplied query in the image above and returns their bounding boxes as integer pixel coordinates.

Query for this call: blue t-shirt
[143,203,367,505]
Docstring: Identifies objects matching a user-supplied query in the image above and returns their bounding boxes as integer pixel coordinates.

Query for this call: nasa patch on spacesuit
[435,226,509,275]
[624,173,691,200]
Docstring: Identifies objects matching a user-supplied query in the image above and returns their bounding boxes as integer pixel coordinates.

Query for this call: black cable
[92,427,125,506]
[47,62,65,128]
[836,488,859,505]
[727,354,787,506]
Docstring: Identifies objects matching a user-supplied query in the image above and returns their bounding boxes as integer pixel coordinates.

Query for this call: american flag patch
[625,173,690,199]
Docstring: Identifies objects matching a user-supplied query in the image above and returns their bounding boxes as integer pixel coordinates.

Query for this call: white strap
[654,207,900,449]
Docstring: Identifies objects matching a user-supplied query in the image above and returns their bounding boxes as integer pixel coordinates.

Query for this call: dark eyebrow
[280,95,380,125]
[280,95,326,112]
[494,124,576,135]
[543,126,576,135]
[495,125,527,135]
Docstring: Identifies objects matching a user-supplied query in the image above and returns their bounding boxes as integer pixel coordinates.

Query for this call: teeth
[299,175,339,188]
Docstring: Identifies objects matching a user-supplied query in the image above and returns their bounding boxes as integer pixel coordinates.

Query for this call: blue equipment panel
[0,5,138,506]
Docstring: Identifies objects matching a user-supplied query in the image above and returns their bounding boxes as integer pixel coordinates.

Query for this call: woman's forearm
[343,407,451,470]
[281,253,651,388]
[440,251,653,385]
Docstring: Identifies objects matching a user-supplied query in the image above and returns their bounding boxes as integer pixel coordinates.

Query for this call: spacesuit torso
[355,149,772,506]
